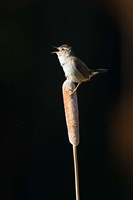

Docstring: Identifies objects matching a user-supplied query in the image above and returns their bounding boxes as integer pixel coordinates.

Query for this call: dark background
[1,0,133,199]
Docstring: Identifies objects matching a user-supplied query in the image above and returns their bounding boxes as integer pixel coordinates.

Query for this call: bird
[52,44,108,94]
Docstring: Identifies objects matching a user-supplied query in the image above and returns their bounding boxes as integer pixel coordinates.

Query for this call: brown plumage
[52,44,108,93]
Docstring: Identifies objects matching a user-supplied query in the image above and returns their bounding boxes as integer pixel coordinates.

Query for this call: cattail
[62,79,79,146]
[62,79,80,200]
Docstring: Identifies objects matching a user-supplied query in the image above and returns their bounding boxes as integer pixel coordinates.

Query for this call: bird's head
[51,44,74,58]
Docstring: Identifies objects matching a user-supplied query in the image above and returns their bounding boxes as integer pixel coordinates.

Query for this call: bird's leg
[70,83,81,95]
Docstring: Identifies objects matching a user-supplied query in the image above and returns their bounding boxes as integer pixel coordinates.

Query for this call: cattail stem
[73,145,80,200]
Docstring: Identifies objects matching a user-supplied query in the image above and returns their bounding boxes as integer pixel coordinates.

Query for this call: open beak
[51,46,59,54]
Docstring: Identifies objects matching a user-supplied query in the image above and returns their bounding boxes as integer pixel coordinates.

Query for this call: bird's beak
[51,46,59,54]
[51,51,58,54]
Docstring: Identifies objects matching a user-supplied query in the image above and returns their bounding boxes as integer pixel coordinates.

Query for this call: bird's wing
[72,56,92,78]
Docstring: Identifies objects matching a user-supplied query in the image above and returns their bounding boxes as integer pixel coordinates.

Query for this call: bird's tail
[91,68,108,76]
[93,68,108,73]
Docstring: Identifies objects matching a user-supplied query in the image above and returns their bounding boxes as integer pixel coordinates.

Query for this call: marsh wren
[52,44,108,93]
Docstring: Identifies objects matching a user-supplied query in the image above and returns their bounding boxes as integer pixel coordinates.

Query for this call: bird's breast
[59,58,87,83]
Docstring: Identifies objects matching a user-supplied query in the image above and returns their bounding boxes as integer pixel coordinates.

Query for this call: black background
[1,0,133,199]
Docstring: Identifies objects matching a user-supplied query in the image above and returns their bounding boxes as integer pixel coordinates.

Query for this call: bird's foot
[70,83,81,95]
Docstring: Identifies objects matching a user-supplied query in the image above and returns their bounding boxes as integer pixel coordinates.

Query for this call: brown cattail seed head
[62,80,79,146]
